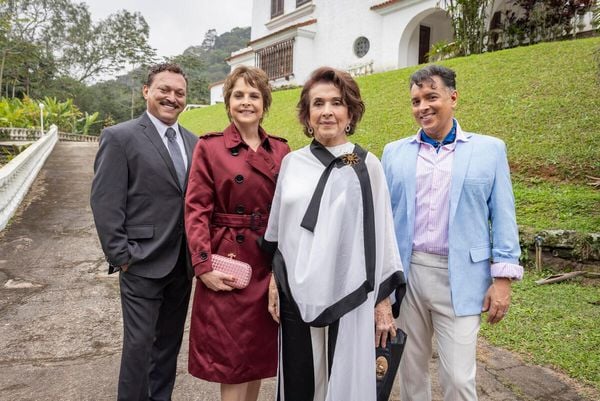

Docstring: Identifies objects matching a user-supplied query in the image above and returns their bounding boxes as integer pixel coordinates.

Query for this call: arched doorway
[398,9,453,68]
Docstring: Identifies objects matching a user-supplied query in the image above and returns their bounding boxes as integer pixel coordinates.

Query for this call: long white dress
[264,140,404,401]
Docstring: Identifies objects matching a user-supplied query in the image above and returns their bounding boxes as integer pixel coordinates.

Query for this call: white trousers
[397,252,480,401]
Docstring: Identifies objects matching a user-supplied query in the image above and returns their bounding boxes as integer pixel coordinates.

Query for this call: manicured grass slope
[180,38,600,231]
[481,271,600,391]
[180,38,600,391]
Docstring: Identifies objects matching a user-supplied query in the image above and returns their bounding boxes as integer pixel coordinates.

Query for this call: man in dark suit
[91,63,198,401]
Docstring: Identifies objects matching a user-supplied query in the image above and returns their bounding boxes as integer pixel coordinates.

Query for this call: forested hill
[182,27,251,86]
[74,27,250,128]
[1,0,249,130]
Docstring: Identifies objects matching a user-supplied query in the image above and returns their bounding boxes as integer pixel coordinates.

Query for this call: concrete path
[0,142,597,401]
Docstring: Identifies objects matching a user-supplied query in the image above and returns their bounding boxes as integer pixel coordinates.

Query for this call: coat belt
[212,212,267,231]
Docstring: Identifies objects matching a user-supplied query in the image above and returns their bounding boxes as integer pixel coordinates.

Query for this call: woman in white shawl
[261,67,405,401]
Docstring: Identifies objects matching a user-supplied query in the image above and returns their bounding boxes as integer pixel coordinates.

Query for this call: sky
[83,1,253,59]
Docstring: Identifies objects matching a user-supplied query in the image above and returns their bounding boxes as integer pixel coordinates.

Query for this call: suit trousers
[117,243,191,401]
[397,251,480,401]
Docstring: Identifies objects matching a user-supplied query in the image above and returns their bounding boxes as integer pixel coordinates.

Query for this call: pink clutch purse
[211,254,252,289]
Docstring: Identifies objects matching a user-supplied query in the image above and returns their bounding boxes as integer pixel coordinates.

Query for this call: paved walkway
[0,142,597,401]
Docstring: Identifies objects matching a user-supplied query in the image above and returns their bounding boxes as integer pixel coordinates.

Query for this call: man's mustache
[160,100,179,108]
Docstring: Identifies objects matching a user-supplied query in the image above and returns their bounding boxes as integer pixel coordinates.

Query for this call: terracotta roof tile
[370,0,402,10]
[225,49,254,62]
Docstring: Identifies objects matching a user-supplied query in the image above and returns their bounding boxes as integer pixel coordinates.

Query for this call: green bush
[0,96,100,134]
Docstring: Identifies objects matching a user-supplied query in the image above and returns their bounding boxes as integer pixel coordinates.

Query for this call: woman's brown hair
[297,67,365,137]
[223,66,272,121]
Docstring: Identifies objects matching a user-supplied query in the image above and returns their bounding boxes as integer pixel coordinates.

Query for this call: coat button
[235,205,245,214]
[235,174,244,184]
[230,147,239,156]
[200,252,208,261]
[236,234,245,243]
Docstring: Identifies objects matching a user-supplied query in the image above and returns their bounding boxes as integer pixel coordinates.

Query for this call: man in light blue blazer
[382,65,522,401]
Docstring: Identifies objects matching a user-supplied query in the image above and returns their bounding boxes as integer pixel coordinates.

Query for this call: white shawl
[265,141,404,401]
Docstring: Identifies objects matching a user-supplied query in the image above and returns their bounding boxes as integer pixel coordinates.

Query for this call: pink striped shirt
[411,129,522,279]
[412,131,460,255]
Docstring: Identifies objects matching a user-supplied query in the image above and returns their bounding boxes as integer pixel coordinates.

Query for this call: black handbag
[376,328,407,401]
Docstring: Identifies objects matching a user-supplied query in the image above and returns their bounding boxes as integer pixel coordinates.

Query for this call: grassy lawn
[180,38,600,388]
[480,270,600,389]
[180,37,600,233]
[514,181,600,232]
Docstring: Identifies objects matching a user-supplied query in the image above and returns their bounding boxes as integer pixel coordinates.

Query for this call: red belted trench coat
[185,122,290,383]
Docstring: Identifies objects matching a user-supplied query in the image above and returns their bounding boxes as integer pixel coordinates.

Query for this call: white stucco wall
[209,84,224,105]
[250,1,271,40]
[291,31,318,85]
[227,47,256,70]
[214,0,595,104]
[248,0,595,74]
[306,0,384,74]
[251,0,319,40]
[250,1,389,74]
[249,0,454,77]
[217,0,451,103]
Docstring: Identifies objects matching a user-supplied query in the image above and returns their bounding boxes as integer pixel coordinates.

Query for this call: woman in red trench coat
[185,66,290,401]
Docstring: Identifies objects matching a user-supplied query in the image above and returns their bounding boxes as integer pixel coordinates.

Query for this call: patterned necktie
[165,127,186,189]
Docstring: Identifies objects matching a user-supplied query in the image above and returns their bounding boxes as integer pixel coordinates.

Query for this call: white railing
[347,60,374,78]
[0,125,59,231]
[57,132,99,142]
[0,127,35,141]
[0,127,98,142]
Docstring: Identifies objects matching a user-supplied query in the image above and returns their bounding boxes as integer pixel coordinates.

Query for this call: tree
[169,53,209,104]
[1,0,156,92]
[594,2,600,31]
[0,0,70,92]
[74,75,145,133]
[183,27,250,84]
[58,7,157,82]
[0,0,9,88]
[43,75,86,103]
[441,0,491,56]
[5,39,58,98]
[200,28,217,51]
[507,0,594,44]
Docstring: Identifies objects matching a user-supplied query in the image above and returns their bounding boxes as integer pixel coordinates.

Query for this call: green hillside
[180,37,600,232]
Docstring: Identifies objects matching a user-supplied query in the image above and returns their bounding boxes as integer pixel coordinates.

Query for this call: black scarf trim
[270,140,375,326]
[376,271,407,318]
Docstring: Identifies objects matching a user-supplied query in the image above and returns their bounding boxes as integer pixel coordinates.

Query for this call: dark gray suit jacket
[90,112,198,278]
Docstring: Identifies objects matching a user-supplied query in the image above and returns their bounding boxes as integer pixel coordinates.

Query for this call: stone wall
[520,228,600,272]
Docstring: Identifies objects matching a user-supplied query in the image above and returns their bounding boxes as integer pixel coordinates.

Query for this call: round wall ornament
[353,36,370,58]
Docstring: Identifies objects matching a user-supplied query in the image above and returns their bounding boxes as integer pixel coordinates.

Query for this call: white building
[209,0,595,104]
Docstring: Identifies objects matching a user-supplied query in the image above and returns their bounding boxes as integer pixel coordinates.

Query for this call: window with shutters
[256,39,294,80]
[271,0,284,18]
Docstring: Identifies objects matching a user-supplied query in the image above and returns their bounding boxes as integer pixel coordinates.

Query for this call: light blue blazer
[381,124,521,316]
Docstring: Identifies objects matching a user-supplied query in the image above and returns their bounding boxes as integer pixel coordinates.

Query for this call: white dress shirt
[146,111,188,170]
